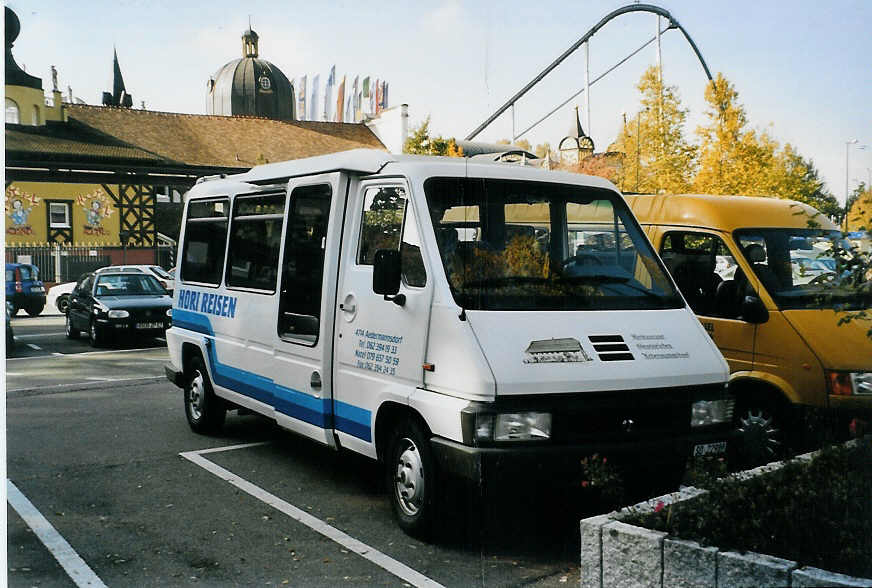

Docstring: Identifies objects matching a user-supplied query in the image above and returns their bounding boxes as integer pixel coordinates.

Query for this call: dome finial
[242,17,259,58]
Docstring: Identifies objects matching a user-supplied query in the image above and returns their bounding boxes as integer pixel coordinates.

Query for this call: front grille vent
[589,335,634,361]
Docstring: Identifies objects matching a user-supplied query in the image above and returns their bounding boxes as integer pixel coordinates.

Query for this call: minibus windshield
[735,228,869,310]
[424,177,682,311]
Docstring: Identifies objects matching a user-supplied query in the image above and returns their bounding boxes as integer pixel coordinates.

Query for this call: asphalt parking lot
[6,316,589,587]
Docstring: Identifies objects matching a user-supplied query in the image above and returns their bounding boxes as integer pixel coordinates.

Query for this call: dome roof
[206,26,295,121]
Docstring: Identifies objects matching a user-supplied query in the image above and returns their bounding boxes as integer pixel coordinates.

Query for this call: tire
[57,295,70,314]
[88,319,104,347]
[25,303,44,317]
[184,355,226,434]
[65,314,79,339]
[386,417,437,538]
[733,397,787,469]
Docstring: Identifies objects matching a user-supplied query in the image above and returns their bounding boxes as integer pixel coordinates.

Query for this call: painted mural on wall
[77,189,115,236]
[5,185,42,236]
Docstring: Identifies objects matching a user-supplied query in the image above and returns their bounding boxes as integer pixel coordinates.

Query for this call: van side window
[660,232,743,319]
[226,193,285,292]
[358,186,426,287]
[278,184,332,345]
[181,198,229,286]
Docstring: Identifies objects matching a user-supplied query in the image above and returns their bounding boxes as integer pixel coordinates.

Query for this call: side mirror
[373,249,405,306]
[740,295,769,324]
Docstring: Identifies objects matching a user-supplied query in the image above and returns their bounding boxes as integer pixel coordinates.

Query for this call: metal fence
[4,245,174,283]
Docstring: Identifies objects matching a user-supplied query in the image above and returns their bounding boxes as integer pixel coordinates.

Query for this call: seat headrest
[744,243,766,263]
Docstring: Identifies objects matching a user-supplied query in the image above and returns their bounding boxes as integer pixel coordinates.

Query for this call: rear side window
[226,193,286,292]
[180,198,229,286]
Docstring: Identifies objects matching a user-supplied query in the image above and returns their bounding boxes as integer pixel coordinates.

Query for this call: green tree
[612,66,696,193]
[769,145,841,218]
[404,117,463,156]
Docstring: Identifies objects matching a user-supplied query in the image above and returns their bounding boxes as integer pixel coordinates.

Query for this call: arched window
[31,105,40,125]
[6,98,20,124]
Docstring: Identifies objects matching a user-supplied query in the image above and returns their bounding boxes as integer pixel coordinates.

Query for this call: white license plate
[30,286,44,293]
[693,441,727,457]
[136,322,163,329]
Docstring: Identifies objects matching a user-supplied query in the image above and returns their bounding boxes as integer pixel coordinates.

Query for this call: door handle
[339,303,356,313]
[310,371,322,390]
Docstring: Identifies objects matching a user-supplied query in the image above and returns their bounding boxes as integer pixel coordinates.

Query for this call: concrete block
[617,486,708,519]
[602,521,666,588]
[792,566,872,587]
[663,538,718,588]
[717,550,797,588]
[580,514,613,588]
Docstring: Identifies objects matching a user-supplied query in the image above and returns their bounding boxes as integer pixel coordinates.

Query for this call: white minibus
[165,149,732,536]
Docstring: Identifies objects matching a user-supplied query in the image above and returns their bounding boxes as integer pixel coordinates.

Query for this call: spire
[103,47,133,107]
[568,105,586,139]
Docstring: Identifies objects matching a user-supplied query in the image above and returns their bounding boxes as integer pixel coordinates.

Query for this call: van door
[654,228,756,375]
[271,173,345,446]
[333,179,434,457]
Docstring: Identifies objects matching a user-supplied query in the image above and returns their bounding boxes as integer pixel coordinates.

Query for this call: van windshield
[424,178,682,311]
[735,228,869,310]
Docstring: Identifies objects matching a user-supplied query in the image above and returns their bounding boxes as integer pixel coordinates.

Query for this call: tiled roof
[6,121,166,163]
[63,105,386,168]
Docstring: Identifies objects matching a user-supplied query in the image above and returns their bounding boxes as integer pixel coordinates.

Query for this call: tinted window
[278,184,331,345]
[226,193,285,292]
[180,198,229,286]
[358,186,426,287]
[95,274,164,296]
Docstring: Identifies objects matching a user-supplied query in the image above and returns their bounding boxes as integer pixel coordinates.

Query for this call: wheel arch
[374,401,430,463]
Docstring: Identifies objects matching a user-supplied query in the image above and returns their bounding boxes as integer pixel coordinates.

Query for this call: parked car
[97,265,174,293]
[5,301,14,355]
[48,281,77,314]
[65,270,172,347]
[5,262,46,316]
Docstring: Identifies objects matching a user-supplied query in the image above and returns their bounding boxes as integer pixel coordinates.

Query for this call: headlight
[828,371,872,396]
[475,412,552,442]
[691,398,735,427]
[107,310,129,318]
[166,308,173,317]
[93,302,109,314]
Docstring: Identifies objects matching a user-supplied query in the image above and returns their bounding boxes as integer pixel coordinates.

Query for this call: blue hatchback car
[5,262,46,316]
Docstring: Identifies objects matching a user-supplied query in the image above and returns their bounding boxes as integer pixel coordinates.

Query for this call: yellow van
[627,194,871,464]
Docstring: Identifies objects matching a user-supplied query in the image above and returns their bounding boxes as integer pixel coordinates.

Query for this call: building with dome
[207,26,295,120]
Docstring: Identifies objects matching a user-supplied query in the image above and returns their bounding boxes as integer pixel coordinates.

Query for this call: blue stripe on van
[172,309,371,441]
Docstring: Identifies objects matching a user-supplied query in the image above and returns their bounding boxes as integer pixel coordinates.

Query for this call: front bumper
[165,364,185,388]
[431,426,735,482]
[829,394,872,417]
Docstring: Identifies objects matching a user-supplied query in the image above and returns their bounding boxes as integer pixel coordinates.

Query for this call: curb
[7,376,166,397]
[580,437,872,588]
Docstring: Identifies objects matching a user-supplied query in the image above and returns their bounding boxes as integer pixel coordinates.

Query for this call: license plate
[30,286,44,293]
[136,322,163,329]
[693,441,727,457]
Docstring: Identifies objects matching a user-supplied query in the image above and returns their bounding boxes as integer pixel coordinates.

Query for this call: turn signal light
[827,372,853,396]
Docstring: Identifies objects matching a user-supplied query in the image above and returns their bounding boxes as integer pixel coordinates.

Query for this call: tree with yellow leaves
[404,117,463,157]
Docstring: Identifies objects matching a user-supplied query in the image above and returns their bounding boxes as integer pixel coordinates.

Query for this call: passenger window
[358,186,426,287]
[226,193,285,292]
[181,198,229,286]
[278,184,332,345]
[660,232,744,319]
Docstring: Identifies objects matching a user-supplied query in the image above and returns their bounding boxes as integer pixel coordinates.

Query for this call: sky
[7,0,871,204]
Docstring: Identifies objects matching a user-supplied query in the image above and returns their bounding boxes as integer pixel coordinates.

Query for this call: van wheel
[184,355,225,434]
[65,314,79,339]
[386,417,437,538]
[734,399,786,468]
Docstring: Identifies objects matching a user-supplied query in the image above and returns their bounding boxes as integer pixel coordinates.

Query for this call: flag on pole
[375,80,383,115]
[371,78,378,115]
[323,65,335,121]
[351,76,359,122]
[335,75,346,122]
[382,82,388,111]
[309,74,319,121]
[296,75,307,121]
[362,76,371,116]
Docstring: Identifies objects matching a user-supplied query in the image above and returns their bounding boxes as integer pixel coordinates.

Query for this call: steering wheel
[561,254,603,269]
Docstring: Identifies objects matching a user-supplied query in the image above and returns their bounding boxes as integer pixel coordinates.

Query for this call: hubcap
[188,370,204,421]
[737,409,781,462]
[90,322,97,342]
[394,438,425,517]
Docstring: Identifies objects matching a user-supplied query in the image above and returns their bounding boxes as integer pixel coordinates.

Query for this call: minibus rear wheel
[184,355,226,434]
[386,417,436,538]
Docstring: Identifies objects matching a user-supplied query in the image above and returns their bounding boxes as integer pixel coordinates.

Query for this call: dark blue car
[5,262,46,316]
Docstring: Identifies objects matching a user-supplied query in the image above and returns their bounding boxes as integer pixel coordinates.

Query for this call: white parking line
[27,343,42,350]
[14,332,66,339]
[180,446,445,588]
[7,480,107,588]
[6,347,164,361]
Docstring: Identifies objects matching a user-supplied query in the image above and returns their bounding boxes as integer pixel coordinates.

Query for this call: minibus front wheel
[184,355,226,434]
[387,417,437,538]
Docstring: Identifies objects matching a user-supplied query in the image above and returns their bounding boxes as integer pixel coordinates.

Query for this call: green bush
[626,441,872,578]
